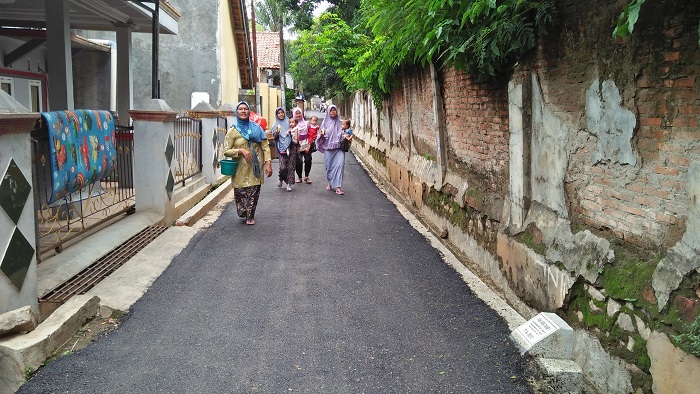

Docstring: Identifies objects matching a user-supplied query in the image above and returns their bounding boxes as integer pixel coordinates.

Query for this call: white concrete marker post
[510,312,574,359]
[510,312,582,394]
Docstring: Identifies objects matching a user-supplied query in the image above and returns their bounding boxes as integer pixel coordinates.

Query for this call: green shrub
[674,315,700,357]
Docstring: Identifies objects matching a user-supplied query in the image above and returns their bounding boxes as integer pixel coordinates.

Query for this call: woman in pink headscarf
[291,107,311,184]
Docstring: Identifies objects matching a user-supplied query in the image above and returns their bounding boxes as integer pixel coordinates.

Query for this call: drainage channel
[39,225,169,315]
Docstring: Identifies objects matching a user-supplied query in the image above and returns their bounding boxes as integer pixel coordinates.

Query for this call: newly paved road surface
[19,146,533,393]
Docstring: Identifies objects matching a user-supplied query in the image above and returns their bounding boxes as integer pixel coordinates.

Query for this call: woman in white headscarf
[223,101,273,225]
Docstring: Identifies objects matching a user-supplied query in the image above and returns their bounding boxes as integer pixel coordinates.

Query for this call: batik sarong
[234,185,261,220]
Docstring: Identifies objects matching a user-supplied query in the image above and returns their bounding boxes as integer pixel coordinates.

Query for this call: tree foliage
[361,0,553,82]
[325,0,363,28]
[279,0,316,31]
[614,0,700,46]
[255,0,286,31]
[281,0,361,30]
[288,0,554,107]
[613,0,645,39]
[288,13,367,98]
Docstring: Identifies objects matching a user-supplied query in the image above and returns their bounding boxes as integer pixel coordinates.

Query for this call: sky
[314,1,331,17]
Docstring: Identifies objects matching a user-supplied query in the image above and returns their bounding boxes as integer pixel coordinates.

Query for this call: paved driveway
[19,151,532,393]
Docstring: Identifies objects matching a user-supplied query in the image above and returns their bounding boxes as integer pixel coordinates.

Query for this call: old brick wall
[442,68,510,196]
[347,0,699,249]
[390,66,436,158]
[349,64,511,202]
[525,0,700,247]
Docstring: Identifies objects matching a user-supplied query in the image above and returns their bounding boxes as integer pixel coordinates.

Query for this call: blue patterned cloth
[42,110,116,204]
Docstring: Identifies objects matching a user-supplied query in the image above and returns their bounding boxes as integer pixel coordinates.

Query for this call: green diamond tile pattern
[1,228,35,290]
[165,135,174,166]
[166,170,174,200]
[0,159,32,224]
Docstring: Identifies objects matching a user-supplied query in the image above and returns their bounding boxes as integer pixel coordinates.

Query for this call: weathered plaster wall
[537,0,700,248]
[374,66,436,159]
[647,332,700,393]
[531,73,570,217]
[585,79,636,166]
[72,52,112,110]
[652,161,700,310]
[132,0,221,111]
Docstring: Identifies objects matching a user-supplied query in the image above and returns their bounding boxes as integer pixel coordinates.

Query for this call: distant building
[256,31,281,86]
[0,0,180,120]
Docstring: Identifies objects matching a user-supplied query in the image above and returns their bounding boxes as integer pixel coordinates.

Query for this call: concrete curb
[0,295,99,393]
[176,180,232,226]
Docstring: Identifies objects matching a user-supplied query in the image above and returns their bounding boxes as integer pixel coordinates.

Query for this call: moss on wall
[424,186,499,251]
[557,235,700,390]
[368,145,387,167]
[599,248,661,303]
[514,223,548,256]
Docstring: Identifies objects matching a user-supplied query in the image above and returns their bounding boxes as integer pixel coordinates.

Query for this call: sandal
[326,184,331,191]
[296,178,303,183]
[335,188,345,195]
[246,219,255,225]
[304,177,312,184]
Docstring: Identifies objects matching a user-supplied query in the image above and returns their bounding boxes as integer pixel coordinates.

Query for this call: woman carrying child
[317,105,353,195]
[296,114,319,184]
[290,108,308,184]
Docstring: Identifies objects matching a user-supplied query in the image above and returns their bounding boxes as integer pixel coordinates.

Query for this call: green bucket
[220,159,238,176]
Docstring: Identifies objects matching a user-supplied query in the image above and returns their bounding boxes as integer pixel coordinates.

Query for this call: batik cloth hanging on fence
[41,110,116,204]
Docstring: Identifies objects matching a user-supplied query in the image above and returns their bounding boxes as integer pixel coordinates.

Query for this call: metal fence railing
[173,116,202,185]
[32,125,136,262]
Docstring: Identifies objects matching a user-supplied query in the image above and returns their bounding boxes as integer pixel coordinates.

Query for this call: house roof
[0,0,180,35]
[256,31,280,69]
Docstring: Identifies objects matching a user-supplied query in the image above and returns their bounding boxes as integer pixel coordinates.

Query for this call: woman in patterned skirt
[223,101,273,224]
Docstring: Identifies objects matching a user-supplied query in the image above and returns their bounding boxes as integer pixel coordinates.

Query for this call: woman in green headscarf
[223,101,273,225]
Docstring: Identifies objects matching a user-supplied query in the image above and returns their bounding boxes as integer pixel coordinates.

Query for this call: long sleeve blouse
[223,127,272,188]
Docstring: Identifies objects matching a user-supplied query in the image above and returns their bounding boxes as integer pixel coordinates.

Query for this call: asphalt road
[18,149,533,393]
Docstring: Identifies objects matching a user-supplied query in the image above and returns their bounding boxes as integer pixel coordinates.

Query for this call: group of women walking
[222,101,353,225]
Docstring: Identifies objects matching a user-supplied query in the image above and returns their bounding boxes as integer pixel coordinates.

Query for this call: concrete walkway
[14,135,532,393]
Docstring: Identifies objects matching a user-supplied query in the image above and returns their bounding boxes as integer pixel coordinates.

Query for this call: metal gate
[32,124,136,262]
[173,116,202,185]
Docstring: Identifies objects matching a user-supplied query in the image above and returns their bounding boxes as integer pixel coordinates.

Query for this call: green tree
[288,13,365,98]
[325,0,363,28]
[279,0,316,31]
[350,0,554,107]
[279,0,362,31]
[255,0,286,31]
[289,1,554,108]
[613,0,700,45]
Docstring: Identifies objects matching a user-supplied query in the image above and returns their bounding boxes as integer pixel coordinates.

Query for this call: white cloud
[313,1,331,17]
